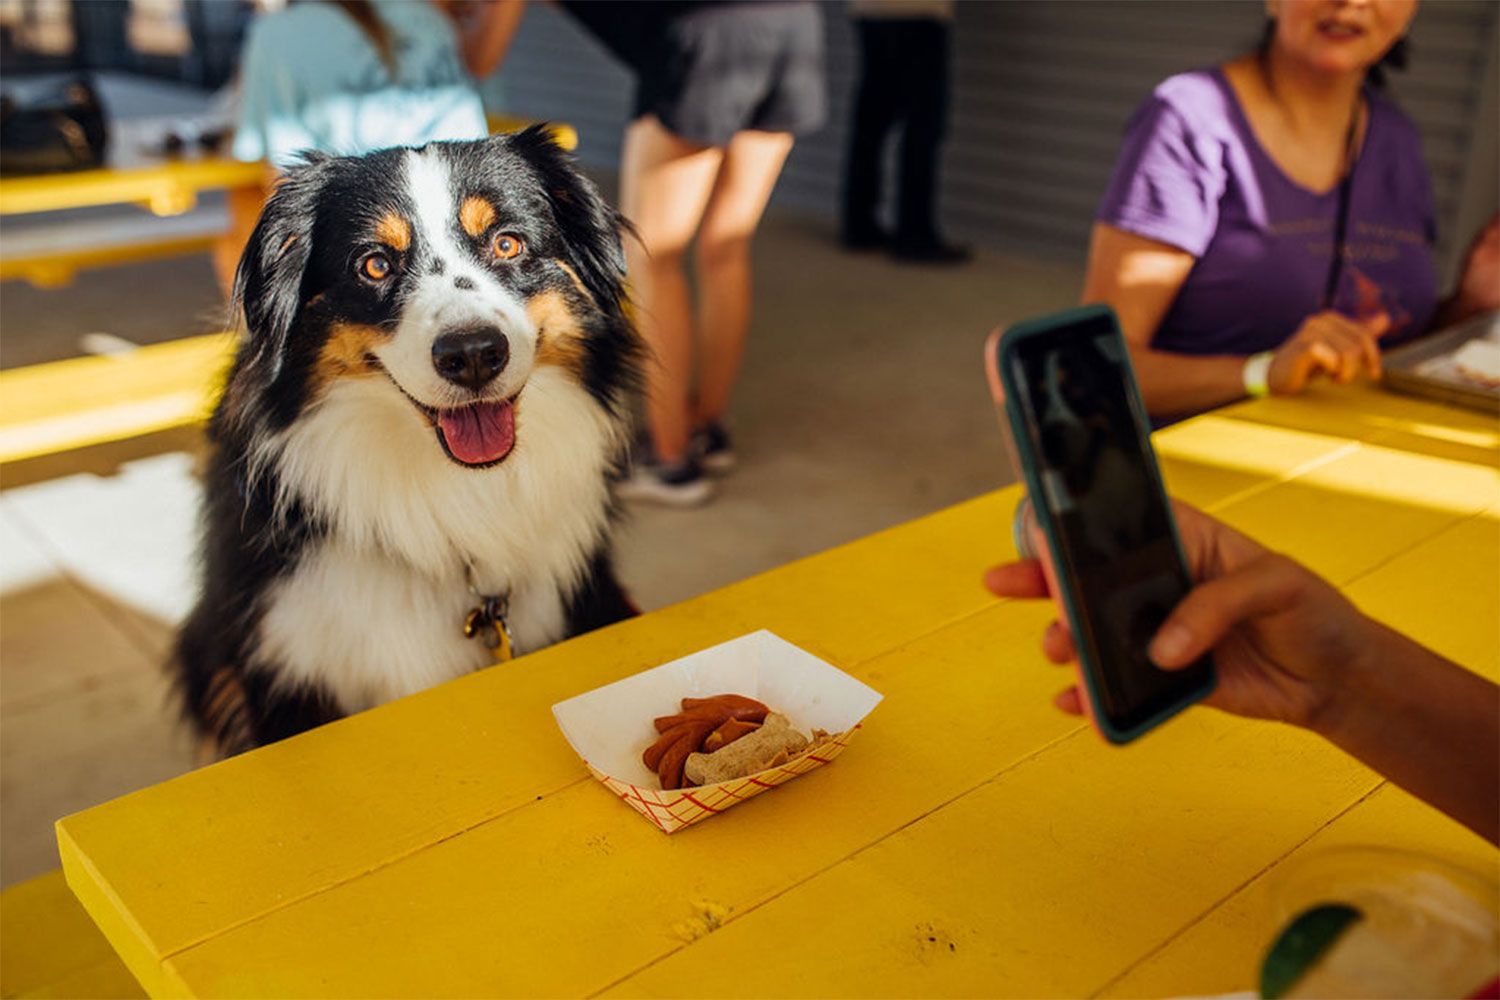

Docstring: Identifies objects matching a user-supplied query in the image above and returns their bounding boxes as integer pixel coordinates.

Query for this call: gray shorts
[636,2,828,147]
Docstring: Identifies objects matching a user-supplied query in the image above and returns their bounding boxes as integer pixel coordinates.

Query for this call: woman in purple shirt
[1085,0,1499,421]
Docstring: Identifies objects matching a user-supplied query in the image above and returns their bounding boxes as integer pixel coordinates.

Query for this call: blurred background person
[840,0,969,265]
[1083,0,1500,423]
[213,0,519,294]
[563,1,828,506]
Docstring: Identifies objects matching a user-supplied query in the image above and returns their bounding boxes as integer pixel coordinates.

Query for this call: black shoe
[840,225,890,252]
[891,237,973,265]
[690,421,736,474]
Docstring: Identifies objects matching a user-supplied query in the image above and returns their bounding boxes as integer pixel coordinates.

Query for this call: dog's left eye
[491,233,525,260]
[361,254,392,281]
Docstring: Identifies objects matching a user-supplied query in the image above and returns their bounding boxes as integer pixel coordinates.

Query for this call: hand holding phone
[984,305,1215,743]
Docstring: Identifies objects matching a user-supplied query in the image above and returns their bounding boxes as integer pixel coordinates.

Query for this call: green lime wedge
[1260,902,1364,999]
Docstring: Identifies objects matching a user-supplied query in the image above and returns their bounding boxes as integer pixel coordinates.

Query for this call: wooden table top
[56,382,1499,998]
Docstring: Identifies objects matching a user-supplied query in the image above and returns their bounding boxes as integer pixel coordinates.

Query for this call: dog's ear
[231,157,326,386]
[506,126,630,322]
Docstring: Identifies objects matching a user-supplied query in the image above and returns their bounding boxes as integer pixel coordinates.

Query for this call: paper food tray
[552,631,883,833]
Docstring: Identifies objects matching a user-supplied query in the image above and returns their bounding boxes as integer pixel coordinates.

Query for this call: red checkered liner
[586,726,862,834]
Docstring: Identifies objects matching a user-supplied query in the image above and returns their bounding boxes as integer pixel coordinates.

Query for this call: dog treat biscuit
[682,712,809,786]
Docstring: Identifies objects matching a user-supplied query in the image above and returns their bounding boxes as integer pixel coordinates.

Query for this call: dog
[174,128,642,757]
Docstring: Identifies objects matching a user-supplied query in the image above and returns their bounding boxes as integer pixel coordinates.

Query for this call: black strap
[1322,102,1363,309]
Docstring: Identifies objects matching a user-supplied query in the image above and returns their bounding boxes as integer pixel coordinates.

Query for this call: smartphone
[984,304,1214,743]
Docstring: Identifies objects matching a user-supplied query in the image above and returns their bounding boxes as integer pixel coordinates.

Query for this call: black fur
[174,129,642,756]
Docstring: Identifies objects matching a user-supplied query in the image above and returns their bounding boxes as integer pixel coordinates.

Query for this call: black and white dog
[175,128,641,756]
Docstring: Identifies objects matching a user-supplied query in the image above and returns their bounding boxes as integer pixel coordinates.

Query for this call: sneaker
[690,421,736,474]
[616,453,714,507]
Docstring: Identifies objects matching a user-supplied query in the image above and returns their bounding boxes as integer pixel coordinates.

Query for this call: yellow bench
[0,333,236,464]
[0,235,219,290]
[0,869,144,999]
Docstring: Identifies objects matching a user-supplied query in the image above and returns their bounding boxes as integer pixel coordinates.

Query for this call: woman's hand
[984,501,1385,731]
[1268,310,1389,395]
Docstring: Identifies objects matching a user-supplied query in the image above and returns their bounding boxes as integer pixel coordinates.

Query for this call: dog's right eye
[361,254,392,281]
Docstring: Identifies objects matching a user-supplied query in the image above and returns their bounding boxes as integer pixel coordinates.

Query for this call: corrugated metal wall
[495,1,1498,271]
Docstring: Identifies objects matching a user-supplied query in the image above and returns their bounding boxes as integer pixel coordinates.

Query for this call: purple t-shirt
[1097,69,1438,357]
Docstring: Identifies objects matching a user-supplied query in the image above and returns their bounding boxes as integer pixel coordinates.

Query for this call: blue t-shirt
[1096,69,1439,357]
[232,0,488,168]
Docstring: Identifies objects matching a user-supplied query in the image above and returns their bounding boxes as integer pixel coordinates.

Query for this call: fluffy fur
[174,128,642,756]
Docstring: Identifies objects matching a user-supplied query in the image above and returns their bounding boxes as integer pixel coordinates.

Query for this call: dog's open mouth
[433,398,516,467]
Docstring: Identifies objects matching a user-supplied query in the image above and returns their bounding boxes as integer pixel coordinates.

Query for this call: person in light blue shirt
[215,0,492,291]
[231,0,488,168]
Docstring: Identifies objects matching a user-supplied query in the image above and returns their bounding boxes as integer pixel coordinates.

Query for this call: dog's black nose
[432,326,510,391]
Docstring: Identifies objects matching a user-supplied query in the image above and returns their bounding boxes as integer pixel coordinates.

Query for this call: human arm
[435,0,526,80]
[1084,224,1390,415]
[1427,213,1500,332]
[985,501,1499,844]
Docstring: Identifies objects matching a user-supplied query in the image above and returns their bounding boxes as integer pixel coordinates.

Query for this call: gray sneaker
[616,453,714,506]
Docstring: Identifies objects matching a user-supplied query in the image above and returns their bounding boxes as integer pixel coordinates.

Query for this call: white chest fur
[250,368,623,713]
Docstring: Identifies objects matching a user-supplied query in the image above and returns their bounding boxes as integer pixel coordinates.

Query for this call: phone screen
[1004,313,1213,734]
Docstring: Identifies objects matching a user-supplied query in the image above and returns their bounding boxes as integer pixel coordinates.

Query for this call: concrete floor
[0,201,1082,888]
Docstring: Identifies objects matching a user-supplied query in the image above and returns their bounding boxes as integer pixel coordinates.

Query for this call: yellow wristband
[1243,350,1274,398]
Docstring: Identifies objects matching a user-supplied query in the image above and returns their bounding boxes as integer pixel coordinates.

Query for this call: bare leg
[692,129,794,427]
[618,115,722,462]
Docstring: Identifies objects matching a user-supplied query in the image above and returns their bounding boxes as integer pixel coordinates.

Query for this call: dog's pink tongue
[438,401,515,465]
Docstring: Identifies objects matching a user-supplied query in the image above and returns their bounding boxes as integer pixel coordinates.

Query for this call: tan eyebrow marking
[375,212,410,251]
[460,195,497,238]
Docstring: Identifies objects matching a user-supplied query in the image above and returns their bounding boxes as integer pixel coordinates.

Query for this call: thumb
[1363,311,1392,338]
[1148,554,1301,669]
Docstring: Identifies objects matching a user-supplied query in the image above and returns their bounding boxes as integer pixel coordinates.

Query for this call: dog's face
[225,128,637,468]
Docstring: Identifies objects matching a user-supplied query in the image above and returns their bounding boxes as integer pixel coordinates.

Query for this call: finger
[1279,342,1330,394]
[1042,620,1075,663]
[1052,686,1084,716]
[1305,340,1343,382]
[1313,318,1368,383]
[1148,553,1302,669]
[984,560,1049,599]
[1360,313,1390,377]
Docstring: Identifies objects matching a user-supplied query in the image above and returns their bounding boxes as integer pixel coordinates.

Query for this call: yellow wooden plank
[53,489,1024,979]
[1154,415,1358,510]
[0,869,145,999]
[1341,505,1500,678]
[0,160,263,216]
[600,710,1378,999]
[1210,441,1498,584]
[1218,381,1500,468]
[0,235,217,288]
[1100,782,1499,999]
[0,333,235,463]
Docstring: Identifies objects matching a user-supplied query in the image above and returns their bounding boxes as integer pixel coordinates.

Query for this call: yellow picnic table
[53,383,1498,998]
[0,114,577,287]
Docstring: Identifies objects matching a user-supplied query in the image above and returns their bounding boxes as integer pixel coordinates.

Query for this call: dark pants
[841,18,950,245]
